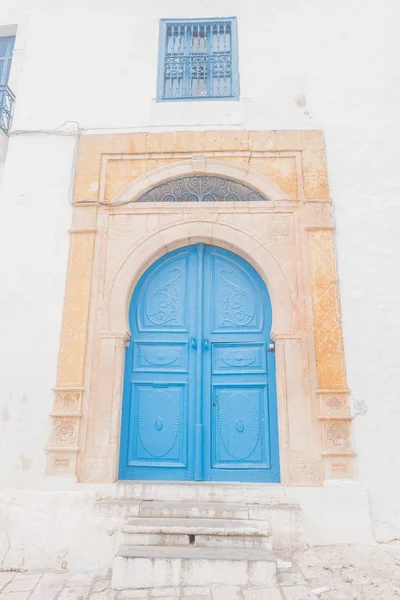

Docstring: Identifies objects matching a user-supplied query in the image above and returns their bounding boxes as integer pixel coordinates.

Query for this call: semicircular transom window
[136,176,267,203]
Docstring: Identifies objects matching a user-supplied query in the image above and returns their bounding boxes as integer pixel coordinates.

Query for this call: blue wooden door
[119,245,280,482]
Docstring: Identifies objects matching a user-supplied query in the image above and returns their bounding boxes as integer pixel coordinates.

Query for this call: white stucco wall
[0,133,74,487]
[0,0,399,564]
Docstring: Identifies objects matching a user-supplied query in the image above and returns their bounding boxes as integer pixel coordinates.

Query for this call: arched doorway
[119,244,280,482]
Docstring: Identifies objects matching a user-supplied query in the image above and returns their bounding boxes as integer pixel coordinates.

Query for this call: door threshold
[116,480,284,488]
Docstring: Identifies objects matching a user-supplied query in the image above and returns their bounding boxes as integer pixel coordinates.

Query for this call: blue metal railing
[0,85,15,135]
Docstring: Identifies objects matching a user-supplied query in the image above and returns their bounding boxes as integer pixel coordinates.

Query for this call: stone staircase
[100,484,303,591]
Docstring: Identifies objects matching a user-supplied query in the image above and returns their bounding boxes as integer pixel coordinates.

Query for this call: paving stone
[277,560,293,570]
[310,587,334,595]
[150,588,180,597]
[281,586,318,600]
[27,571,69,600]
[30,583,66,600]
[149,597,179,600]
[212,585,242,599]
[0,592,32,600]
[57,583,93,599]
[91,578,112,593]
[278,572,307,586]
[313,580,362,600]
[297,573,339,594]
[115,591,149,599]
[42,572,69,584]
[68,572,96,583]
[90,591,117,600]
[243,588,283,600]
[182,588,211,597]
[309,587,356,600]
[0,571,15,589]
[5,574,42,592]
[248,561,276,587]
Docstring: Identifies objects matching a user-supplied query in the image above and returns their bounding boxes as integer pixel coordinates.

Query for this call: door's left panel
[119,247,197,480]
[127,382,189,469]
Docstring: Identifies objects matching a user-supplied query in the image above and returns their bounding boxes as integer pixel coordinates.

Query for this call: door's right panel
[203,246,280,483]
[212,384,271,469]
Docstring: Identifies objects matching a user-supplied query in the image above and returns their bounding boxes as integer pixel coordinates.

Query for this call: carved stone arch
[108,220,293,338]
[111,158,290,205]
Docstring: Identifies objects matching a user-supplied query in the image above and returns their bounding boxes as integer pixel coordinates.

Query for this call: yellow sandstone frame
[47,130,354,485]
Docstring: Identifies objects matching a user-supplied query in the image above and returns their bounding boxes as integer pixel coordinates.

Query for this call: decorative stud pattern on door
[119,245,280,482]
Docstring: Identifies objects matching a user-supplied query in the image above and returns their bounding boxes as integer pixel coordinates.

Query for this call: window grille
[136,176,265,203]
[158,18,239,101]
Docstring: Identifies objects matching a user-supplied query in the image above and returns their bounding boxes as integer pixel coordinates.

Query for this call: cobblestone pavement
[1,544,400,600]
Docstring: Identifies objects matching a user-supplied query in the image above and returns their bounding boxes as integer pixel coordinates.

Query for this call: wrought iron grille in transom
[158,18,239,101]
[136,176,266,203]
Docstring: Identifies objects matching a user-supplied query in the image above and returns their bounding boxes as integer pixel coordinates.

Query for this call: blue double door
[119,244,280,482]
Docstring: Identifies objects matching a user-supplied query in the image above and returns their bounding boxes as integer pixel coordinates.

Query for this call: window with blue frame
[0,36,16,135]
[157,18,239,101]
[0,36,15,86]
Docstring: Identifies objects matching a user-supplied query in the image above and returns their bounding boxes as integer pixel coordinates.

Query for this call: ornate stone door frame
[46,131,354,484]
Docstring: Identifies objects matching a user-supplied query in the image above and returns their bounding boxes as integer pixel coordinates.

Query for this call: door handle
[190,337,197,349]
[204,339,210,350]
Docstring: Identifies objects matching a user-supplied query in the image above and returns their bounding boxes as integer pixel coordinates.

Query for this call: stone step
[112,545,277,590]
[115,482,286,504]
[139,500,263,520]
[137,499,298,522]
[123,517,272,535]
[121,517,272,550]
[98,498,304,551]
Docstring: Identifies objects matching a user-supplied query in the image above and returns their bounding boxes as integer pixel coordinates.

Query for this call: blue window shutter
[230,19,240,101]
[157,18,239,102]
[0,36,15,86]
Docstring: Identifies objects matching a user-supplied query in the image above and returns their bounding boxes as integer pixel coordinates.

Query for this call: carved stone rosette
[47,388,83,476]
